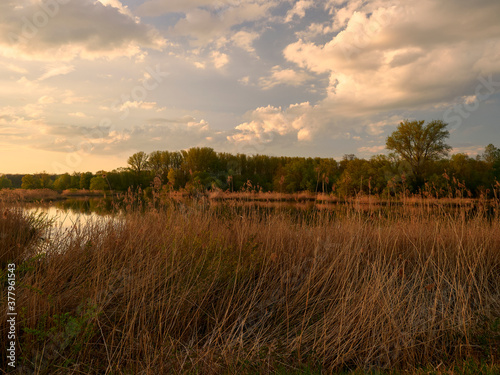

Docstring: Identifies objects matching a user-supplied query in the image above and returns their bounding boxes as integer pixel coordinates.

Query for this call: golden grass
[0,207,49,268]
[206,191,339,203]
[0,200,499,374]
[61,189,106,197]
[0,189,107,203]
[0,189,60,202]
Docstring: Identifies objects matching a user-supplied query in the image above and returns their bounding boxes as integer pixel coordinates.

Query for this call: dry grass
[61,189,106,197]
[207,190,339,203]
[0,189,106,203]
[0,199,499,374]
[0,207,49,268]
[0,189,60,203]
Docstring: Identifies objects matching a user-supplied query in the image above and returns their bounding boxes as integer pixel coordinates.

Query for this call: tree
[128,151,149,175]
[21,173,53,189]
[54,173,71,190]
[0,175,13,189]
[386,120,451,188]
[70,173,81,189]
[37,172,53,189]
[80,172,93,190]
[181,147,219,174]
[148,150,174,182]
[483,144,500,164]
[89,176,107,191]
[483,144,500,181]
[21,174,40,189]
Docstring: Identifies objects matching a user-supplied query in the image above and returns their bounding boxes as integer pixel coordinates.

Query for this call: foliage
[53,173,71,191]
[79,172,93,190]
[127,151,149,175]
[21,173,54,189]
[11,139,500,198]
[386,120,452,189]
[89,176,108,191]
[0,174,13,189]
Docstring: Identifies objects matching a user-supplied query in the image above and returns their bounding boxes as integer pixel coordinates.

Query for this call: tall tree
[80,172,93,190]
[386,120,451,188]
[483,144,500,165]
[483,144,500,181]
[128,151,149,175]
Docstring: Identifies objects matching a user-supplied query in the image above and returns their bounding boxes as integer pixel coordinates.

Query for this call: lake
[20,198,120,247]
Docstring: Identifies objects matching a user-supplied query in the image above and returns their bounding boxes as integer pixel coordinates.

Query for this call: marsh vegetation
[0,188,499,374]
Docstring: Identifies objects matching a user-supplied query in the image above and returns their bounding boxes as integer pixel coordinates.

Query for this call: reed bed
[0,189,60,203]
[0,199,499,374]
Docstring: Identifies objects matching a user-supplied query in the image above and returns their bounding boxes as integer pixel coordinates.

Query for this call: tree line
[1,120,499,197]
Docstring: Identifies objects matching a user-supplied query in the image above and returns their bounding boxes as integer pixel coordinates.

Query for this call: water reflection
[54,197,116,215]
[23,198,120,245]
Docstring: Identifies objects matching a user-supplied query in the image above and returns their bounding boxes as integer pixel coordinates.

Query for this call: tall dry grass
[0,199,499,374]
[0,189,60,203]
[0,207,49,268]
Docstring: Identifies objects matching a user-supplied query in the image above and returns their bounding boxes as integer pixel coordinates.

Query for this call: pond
[21,198,121,245]
[16,195,498,240]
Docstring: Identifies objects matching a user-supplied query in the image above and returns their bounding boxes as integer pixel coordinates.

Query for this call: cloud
[136,0,267,17]
[230,30,260,53]
[96,0,136,19]
[239,76,250,85]
[147,115,197,124]
[171,2,274,46]
[451,145,486,157]
[5,115,215,156]
[285,1,500,101]
[37,64,75,81]
[285,0,314,22]
[3,63,29,74]
[68,112,87,118]
[117,101,162,112]
[0,0,165,61]
[270,0,500,138]
[211,51,229,69]
[45,124,110,139]
[259,66,313,89]
[366,116,401,136]
[227,102,316,148]
[83,121,214,154]
[357,145,386,154]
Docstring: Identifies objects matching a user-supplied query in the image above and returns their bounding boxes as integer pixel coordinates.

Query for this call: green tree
[337,158,370,196]
[80,172,93,190]
[70,173,81,189]
[0,175,13,189]
[483,144,500,182]
[182,147,219,174]
[21,173,53,189]
[128,151,149,175]
[275,158,316,193]
[89,176,107,191]
[21,174,39,189]
[483,144,500,165]
[37,172,53,189]
[386,120,451,188]
[54,173,71,190]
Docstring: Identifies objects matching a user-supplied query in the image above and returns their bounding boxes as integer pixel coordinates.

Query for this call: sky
[1,0,499,174]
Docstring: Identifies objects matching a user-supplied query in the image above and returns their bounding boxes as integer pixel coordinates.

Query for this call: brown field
[0,195,499,374]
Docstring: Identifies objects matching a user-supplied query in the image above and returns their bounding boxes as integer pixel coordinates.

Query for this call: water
[22,199,121,247]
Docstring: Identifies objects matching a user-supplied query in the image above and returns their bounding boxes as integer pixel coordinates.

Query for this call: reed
[0,198,499,374]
